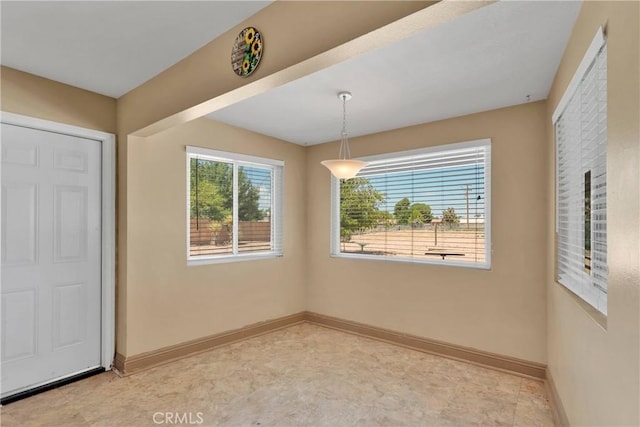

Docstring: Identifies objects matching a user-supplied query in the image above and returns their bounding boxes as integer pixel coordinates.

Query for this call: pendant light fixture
[321,91,367,180]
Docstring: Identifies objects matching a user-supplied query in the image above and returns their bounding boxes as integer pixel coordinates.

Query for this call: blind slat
[555,41,607,315]
[331,139,491,269]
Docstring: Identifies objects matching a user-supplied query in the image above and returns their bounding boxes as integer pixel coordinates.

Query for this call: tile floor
[0,323,554,426]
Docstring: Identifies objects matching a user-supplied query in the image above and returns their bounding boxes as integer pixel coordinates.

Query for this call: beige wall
[124,118,306,355]
[1,66,116,133]
[306,101,549,364]
[115,0,438,357]
[545,2,640,425]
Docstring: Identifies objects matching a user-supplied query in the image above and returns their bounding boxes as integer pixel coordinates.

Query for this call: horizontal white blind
[237,164,275,254]
[186,146,283,262]
[332,140,491,268]
[555,40,607,314]
[272,165,284,255]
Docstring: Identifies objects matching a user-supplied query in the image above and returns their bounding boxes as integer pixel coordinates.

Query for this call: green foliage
[394,197,411,225]
[210,215,233,232]
[375,210,395,229]
[409,202,432,227]
[409,209,424,227]
[190,159,265,222]
[442,207,460,228]
[340,177,384,242]
[394,198,432,226]
[237,168,264,221]
[210,215,233,245]
[340,227,354,244]
[190,179,229,221]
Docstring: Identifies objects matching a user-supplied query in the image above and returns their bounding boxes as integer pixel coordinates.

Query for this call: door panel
[1,123,102,397]
[1,289,37,361]
[54,186,88,262]
[1,183,38,265]
[1,143,38,167]
[52,282,87,349]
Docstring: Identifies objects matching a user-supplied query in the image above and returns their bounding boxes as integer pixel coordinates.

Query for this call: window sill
[555,281,607,330]
[331,252,491,270]
[187,252,282,266]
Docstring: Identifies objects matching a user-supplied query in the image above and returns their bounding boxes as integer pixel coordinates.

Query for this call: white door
[1,123,102,397]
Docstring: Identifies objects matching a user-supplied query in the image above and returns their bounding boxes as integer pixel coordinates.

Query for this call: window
[186,146,283,264]
[553,27,607,315]
[331,139,491,269]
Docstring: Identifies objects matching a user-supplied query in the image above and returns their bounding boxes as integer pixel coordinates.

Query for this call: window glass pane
[555,41,607,314]
[238,165,272,253]
[186,147,283,263]
[189,158,234,257]
[338,143,488,267]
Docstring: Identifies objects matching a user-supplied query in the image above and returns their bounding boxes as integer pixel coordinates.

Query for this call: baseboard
[305,311,547,380]
[114,310,546,381]
[114,312,305,375]
[113,353,126,375]
[545,367,569,426]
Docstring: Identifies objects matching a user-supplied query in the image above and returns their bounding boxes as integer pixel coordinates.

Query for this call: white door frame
[1,111,116,371]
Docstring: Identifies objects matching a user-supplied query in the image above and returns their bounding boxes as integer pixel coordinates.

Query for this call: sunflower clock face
[231,27,263,77]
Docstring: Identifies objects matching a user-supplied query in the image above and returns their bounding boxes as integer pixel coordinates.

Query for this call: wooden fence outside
[190,218,270,245]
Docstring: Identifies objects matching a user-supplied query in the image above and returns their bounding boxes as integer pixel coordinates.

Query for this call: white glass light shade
[320,159,367,180]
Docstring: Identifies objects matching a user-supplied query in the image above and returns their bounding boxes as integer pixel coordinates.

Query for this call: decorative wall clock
[231,27,263,77]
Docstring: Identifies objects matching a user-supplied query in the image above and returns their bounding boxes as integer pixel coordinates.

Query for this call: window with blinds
[554,27,607,315]
[331,139,491,269]
[186,146,283,264]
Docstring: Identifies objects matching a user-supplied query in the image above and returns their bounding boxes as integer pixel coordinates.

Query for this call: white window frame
[330,138,492,270]
[186,146,284,266]
[552,26,607,315]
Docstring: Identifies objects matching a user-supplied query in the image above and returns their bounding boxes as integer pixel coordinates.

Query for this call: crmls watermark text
[152,412,204,425]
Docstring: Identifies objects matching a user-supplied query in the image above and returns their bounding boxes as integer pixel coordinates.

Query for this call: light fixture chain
[342,94,347,136]
[340,93,350,160]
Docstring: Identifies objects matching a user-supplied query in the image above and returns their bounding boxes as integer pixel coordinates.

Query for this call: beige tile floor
[0,323,554,427]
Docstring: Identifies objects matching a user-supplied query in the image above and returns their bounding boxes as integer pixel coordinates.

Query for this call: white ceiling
[207,1,581,146]
[0,1,272,98]
[1,1,581,144]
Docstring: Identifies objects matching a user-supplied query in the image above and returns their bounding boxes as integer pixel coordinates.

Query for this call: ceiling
[0,1,272,98]
[1,1,581,145]
[208,1,581,146]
